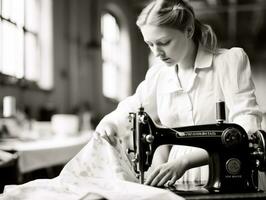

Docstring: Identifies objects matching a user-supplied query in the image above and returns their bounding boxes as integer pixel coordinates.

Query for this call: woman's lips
[161,58,172,63]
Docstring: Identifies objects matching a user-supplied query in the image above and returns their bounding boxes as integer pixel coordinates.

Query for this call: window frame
[101,7,132,102]
[101,11,121,101]
[0,0,53,91]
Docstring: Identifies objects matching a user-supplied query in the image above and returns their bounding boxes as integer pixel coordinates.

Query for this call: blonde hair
[136,0,217,52]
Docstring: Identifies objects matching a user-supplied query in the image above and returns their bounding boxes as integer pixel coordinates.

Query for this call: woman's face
[140,25,190,66]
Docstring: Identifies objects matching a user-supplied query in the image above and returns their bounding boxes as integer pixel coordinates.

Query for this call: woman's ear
[186,26,194,39]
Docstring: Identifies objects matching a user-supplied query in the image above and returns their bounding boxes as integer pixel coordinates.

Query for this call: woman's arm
[216,48,262,134]
[151,145,172,168]
[183,148,209,170]
[96,65,163,146]
[145,147,209,187]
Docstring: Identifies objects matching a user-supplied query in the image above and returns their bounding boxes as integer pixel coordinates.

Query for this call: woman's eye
[158,40,170,46]
[147,43,153,47]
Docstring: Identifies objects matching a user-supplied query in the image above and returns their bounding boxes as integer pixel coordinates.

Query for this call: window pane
[0,22,2,71]
[113,43,121,65]
[101,13,123,100]
[103,62,118,99]
[12,0,24,26]
[2,0,23,24]
[101,39,108,61]
[38,0,53,90]
[101,13,120,42]
[2,0,12,19]
[25,32,39,81]
[102,39,120,64]
[2,21,23,78]
[1,0,53,89]
[25,0,40,32]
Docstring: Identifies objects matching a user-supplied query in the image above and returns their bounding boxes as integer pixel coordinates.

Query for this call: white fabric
[1,133,184,200]
[97,45,262,184]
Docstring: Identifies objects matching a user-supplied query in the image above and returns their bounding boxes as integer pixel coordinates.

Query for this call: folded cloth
[2,132,184,200]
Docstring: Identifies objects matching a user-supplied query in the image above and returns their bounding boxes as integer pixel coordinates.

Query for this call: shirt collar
[194,43,213,70]
[157,44,214,94]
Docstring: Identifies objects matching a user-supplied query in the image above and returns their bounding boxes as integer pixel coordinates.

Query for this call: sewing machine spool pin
[216,100,226,124]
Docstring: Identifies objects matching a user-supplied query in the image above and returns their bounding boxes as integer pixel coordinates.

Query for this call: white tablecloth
[0,132,92,173]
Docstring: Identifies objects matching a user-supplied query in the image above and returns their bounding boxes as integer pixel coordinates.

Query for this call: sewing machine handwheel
[253,130,266,171]
[221,127,243,148]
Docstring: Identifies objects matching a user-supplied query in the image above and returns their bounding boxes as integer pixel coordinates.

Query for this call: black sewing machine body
[128,106,266,194]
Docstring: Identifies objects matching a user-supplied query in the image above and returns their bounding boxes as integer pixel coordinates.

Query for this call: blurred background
[0,0,266,121]
[0,0,266,192]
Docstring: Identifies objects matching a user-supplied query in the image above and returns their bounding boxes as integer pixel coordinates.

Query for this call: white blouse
[97,45,262,184]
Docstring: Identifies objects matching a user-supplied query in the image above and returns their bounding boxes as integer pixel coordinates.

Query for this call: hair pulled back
[136,0,217,52]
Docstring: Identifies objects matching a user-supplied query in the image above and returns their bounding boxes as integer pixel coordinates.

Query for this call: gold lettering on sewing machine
[181,131,221,137]
[225,175,242,178]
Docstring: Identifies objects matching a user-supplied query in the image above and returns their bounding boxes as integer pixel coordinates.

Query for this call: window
[0,0,53,90]
[101,11,131,101]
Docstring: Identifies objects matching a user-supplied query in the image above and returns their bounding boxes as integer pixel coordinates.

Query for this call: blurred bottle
[3,96,16,118]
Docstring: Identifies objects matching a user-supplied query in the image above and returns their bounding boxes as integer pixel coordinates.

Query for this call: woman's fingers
[145,161,181,187]
[168,175,178,186]
[144,169,160,185]
[145,168,170,186]
[105,127,117,146]
[157,173,172,187]
[99,131,113,144]
[97,125,117,146]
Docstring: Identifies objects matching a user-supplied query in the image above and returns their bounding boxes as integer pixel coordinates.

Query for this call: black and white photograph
[1,0,266,199]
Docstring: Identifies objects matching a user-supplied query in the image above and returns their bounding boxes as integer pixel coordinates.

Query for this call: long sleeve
[96,64,163,138]
[216,48,262,134]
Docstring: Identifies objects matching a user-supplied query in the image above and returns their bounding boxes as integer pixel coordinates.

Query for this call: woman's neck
[178,40,197,72]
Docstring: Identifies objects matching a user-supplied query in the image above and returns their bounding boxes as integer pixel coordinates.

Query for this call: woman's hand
[95,121,118,146]
[144,158,188,187]
[145,148,209,187]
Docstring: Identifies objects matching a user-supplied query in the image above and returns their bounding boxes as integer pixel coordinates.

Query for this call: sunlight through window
[101,11,131,101]
[0,0,53,90]
[101,13,121,100]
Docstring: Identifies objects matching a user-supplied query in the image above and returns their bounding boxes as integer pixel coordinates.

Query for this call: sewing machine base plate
[161,184,266,199]
[180,192,266,200]
[165,183,208,195]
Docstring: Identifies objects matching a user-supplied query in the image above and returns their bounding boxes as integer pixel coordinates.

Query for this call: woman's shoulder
[214,47,246,59]
[213,47,249,70]
[213,47,251,80]
[214,47,248,62]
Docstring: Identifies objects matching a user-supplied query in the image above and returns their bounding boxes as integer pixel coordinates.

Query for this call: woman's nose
[153,46,165,57]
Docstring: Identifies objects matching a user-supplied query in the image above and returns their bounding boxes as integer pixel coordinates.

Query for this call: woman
[1,1,263,199]
[96,0,262,187]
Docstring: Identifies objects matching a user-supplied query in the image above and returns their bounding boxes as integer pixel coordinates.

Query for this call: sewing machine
[127,102,266,194]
